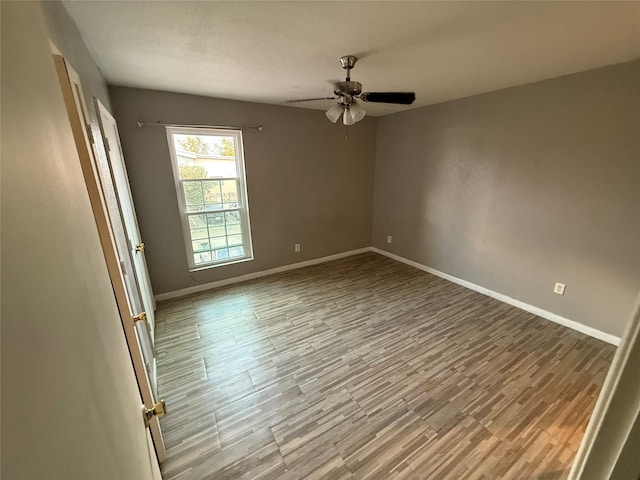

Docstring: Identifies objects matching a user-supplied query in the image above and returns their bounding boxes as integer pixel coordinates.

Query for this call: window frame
[166,126,253,271]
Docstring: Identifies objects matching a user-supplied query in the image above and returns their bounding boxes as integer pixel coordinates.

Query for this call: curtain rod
[136,121,263,132]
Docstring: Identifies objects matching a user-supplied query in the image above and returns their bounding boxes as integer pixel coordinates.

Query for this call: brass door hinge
[135,242,145,252]
[143,400,167,428]
[133,312,147,323]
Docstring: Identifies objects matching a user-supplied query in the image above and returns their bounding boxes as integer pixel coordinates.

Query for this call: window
[166,127,253,270]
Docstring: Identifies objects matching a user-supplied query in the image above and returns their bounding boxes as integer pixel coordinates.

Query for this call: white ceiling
[63,1,640,117]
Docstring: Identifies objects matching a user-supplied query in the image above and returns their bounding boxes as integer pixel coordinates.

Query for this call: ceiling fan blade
[286,97,336,103]
[360,92,416,105]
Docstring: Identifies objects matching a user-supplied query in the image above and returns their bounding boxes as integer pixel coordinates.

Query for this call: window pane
[178,165,206,180]
[173,134,237,178]
[213,248,229,260]
[203,180,222,210]
[183,181,203,207]
[188,214,206,229]
[225,211,242,238]
[208,225,226,237]
[227,234,243,247]
[217,159,237,178]
[210,236,227,248]
[190,227,208,240]
[192,239,210,253]
[225,210,241,225]
[206,213,225,237]
[194,252,212,264]
[229,246,244,258]
[226,223,242,235]
[221,180,239,209]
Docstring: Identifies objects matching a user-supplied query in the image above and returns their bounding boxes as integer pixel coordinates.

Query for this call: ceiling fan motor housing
[334,81,362,97]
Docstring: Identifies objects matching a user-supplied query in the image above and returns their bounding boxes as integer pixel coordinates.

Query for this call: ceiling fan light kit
[344,101,366,125]
[325,98,366,125]
[325,103,344,123]
[289,55,416,127]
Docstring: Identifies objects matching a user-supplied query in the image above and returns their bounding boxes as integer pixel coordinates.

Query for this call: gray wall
[109,87,377,294]
[372,60,640,338]
[2,2,155,478]
[40,0,118,232]
[41,0,112,112]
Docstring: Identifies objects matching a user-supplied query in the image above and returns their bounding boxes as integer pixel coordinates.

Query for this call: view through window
[166,127,253,270]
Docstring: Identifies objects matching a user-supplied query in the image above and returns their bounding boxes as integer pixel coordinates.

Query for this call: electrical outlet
[554,282,566,295]
[387,235,392,244]
[294,243,301,253]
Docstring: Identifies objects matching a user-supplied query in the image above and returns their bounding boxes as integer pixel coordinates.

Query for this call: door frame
[96,100,157,318]
[568,294,640,479]
[95,97,158,398]
[53,54,166,463]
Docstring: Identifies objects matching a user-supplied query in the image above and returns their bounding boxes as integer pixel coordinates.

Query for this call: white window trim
[166,126,254,271]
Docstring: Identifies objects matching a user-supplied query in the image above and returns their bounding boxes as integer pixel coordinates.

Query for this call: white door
[95,100,159,394]
[53,54,166,465]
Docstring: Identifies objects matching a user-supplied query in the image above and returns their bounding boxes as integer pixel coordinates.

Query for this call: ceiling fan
[287,55,416,126]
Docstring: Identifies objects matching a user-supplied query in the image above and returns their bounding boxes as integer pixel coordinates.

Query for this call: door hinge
[133,312,147,323]
[104,136,111,152]
[143,400,167,428]
[135,242,145,253]
[119,260,126,276]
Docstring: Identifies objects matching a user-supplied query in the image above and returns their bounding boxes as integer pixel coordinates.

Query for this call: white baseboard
[155,244,620,346]
[371,247,620,346]
[155,248,371,302]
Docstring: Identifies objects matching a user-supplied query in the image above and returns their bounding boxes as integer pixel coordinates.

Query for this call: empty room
[2,1,640,479]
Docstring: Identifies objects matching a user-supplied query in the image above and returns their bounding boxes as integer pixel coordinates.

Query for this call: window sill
[189,255,254,273]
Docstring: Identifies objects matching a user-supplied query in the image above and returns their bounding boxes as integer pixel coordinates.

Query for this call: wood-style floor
[155,252,614,480]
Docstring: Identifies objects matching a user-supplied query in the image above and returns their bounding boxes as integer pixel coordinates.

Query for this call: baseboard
[155,247,371,302]
[155,245,620,346]
[371,247,621,346]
